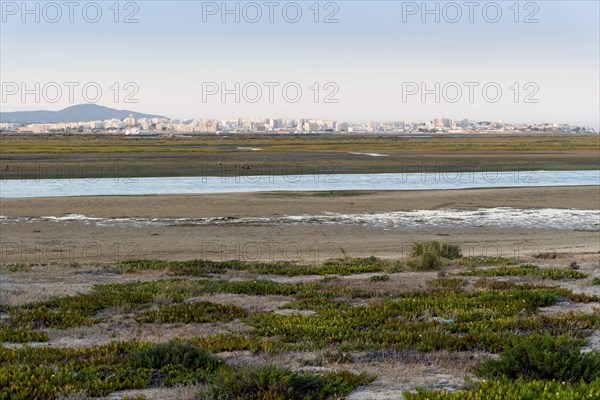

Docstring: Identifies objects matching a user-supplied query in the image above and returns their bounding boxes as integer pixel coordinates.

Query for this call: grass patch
[136,301,247,324]
[247,287,599,353]
[0,340,370,399]
[0,326,49,343]
[4,275,599,353]
[457,256,517,267]
[116,256,400,276]
[0,279,317,336]
[0,340,219,399]
[458,264,587,280]
[405,379,600,400]
[2,263,33,273]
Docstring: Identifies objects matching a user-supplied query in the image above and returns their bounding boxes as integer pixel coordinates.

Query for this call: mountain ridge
[0,104,168,123]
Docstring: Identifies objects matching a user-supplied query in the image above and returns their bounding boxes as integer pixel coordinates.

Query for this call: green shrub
[407,241,462,270]
[593,278,600,285]
[131,341,222,371]
[202,364,374,399]
[411,241,462,260]
[406,251,443,270]
[476,334,600,382]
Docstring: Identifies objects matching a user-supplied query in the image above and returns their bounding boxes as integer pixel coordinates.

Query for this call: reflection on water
[1,170,599,198]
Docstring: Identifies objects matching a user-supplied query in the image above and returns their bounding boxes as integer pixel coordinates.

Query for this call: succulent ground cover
[1,243,598,399]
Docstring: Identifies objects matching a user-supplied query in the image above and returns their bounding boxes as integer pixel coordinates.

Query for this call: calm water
[1,170,599,198]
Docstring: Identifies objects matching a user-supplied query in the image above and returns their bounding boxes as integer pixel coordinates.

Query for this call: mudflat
[1,186,598,263]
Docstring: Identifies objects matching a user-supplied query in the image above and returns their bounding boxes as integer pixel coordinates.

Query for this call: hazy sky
[1,1,599,127]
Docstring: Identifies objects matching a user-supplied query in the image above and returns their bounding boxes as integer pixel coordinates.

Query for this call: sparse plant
[369,274,390,282]
[569,261,580,270]
[406,241,462,271]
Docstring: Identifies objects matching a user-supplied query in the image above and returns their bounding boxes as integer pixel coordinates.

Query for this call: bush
[476,334,600,382]
[406,241,462,270]
[130,341,221,370]
[202,364,373,399]
[411,241,462,260]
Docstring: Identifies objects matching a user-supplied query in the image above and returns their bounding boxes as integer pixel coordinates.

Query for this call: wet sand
[1,186,598,263]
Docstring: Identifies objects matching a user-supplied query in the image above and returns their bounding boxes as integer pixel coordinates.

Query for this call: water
[1,170,598,198]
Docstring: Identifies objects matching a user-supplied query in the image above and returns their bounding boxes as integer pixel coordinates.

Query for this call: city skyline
[0,103,597,132]
[1,1,599,128]
[2,108,594,135]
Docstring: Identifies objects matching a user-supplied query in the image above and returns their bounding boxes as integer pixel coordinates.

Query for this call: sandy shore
[1,186,599,218]
[1,186,598,263]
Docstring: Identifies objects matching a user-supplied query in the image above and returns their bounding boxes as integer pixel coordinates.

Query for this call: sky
[1,0,599,127]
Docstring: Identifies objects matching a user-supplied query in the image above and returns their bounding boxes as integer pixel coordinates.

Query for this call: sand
[1,186,598,263]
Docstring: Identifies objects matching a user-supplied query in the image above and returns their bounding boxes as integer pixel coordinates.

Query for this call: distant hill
[0,104,168,123]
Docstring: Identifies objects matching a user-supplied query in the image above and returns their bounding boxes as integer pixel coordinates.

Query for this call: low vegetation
[405,379,600,400]
[369,274,390,282]
[457,256,517,267]
[406,334,600,399]
[117,256,401,276]
[406,241,462,270]
[457,264,588,280]
[2,244,598,398]
[135,301,247,324]
[203,364,374,400]
[476,334,600,382]
[0,340,371,399]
